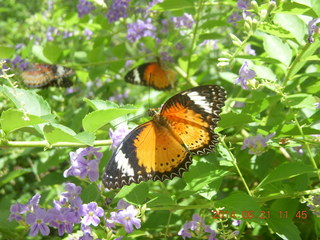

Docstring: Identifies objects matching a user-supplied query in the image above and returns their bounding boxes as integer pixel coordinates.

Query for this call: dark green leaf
[256,162,316,189]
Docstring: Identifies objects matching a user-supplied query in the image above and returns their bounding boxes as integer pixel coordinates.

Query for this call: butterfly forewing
[160,85,227,155]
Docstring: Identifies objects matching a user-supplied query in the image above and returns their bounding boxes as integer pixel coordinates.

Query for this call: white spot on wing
[56,66,65,76]
[186,92,212,113]
[133,69,141,84]
[114,143,135,177]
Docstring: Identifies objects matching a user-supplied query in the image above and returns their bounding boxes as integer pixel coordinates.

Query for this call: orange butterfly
[102,85,227,189]
[125,61,176,90]
[21,63,74,88]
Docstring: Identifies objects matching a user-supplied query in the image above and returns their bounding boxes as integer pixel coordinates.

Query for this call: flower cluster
[308,18,320,43]
[127,18,156,43]
[302,195,320,215]
[241,132,276,156]
[106,200,141,236]
[9,183,104,238]
[64,147,103,182]
[178,214,217,240]
[109,123,131,150]
[106,0,131,23]
[172,13,195,29]
[6,56,29,71]
[108,89,130,103]
[77,0,95,18]
[234,61,256,90]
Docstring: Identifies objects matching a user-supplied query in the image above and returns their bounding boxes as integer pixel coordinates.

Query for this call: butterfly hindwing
[102,120,192,189]
[125,62,176,90]
[160,85,227,155]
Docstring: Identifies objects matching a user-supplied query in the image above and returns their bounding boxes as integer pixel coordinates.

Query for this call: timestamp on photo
[211,210,309,220]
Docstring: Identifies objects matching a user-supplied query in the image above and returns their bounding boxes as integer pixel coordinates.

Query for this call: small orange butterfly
[102,85,227,189]
[21,63,74,88]
[125,61,176,90]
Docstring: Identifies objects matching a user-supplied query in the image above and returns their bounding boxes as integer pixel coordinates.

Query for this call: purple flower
[46,26,58,41]
[116,199,131,210]
[80,232,94,240]
[307,18,320,43]
[199,39,218,50]
[64,147,103,182]
[111,205,141,233]
[26,208,50,236]
[109,123,131,150]
[245,44,256,56]
[127,18,156,43]
[314,102,320,109]
[204,225,217,240]
[237,0,250,10]
[63,31,73,39]
[293,145,303,155]
[234,61,256,90]
[178,226,192,239]
[178,214,216,240]
[106,0,131,23]
[160,19,168,34]
[61,182,82,201]
[241,132,276,155]
[81,202,104,226]
[109,89,130,102]
[48,208,78,236]
[77,0,95,18]
[228,12,242,25]
[84,28,93,39]
[172,13,195,28]
[23,193,41,213]
[8,203,25,222]
[15,43,25,50]
[160,52,174,63]
[232,219,242,226]
[175,42,184,50]
[234,101,245,108]
[10,56,29,71]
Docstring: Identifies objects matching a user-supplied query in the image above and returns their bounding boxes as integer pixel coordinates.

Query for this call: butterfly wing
[160,85,226,155]
[102,120,191,189]
[22,64,74,88]
[125,62,176,90]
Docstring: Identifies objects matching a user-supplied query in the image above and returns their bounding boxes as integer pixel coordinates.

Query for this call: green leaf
[256,162,316,189]
[287,41,320,80]
[32,45,51,63]
[82,108,138,132]
[44,124,95,145]
[275,2,317,17]
[216,191,265,224]
[0,46,14,58]
[83,98,119,110]
[273,14,306,43]
[219,113,254,129]
[263,34,292,67]
[0,109,48,133]
[258,22,294,40]
[0,169,32,188]
[114,183,149,205]
[81,184,100,203]
[311,0,320,16]
[286,93,316,109]
[1,86,51,116]
[151,0,194,12]
[266,217,301,240]
[43,43,62,63]
[147,195,175,207]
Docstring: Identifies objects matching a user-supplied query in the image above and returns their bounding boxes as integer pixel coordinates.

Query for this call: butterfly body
[103,85,226,189]
[21,64,74,88]
[125,62,176,90]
